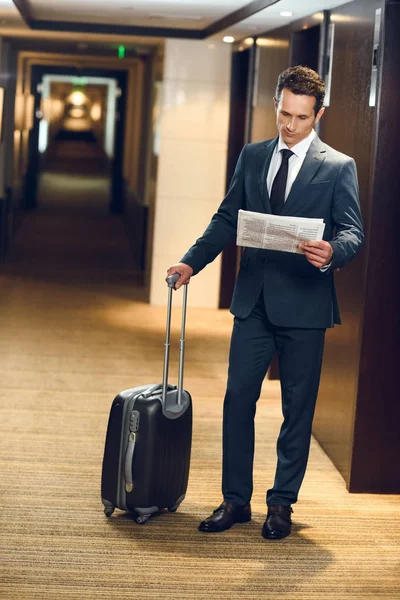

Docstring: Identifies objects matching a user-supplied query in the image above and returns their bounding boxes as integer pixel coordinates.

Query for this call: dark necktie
[270,149,294,215]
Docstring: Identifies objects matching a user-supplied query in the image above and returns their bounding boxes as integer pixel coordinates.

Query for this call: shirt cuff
[320,262,332,272]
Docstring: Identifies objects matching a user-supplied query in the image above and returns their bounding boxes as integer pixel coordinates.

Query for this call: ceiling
[0,0,351,52]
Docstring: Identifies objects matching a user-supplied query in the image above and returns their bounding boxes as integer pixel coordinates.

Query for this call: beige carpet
[0,163,399,599]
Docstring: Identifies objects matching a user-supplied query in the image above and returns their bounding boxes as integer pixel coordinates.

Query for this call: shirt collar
[277,128,316,158]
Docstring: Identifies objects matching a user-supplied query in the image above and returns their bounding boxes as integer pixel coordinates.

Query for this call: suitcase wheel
[104,506,115,518]
[135,515,150,525]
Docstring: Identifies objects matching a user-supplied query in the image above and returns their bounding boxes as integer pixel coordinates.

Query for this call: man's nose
[287,118,296,131]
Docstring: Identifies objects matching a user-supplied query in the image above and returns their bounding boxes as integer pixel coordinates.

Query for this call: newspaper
[236,209,325,254]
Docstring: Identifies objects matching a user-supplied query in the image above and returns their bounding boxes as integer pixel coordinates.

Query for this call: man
[166,66,363,540]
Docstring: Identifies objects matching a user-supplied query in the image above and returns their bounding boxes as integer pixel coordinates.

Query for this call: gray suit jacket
[181,135,364,328]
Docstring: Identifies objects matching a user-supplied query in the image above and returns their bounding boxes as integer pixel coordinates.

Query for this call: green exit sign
[72,77,88,87]
[118,45,126,59]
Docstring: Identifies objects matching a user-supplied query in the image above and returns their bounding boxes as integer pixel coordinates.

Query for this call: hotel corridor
[0,166,399,599]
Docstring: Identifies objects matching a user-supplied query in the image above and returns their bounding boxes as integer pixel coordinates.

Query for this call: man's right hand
[166,263,194,290]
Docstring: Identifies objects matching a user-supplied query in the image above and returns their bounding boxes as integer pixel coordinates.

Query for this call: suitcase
[101,273,192,524]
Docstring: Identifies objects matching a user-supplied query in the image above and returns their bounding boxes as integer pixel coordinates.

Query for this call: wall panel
[349,0,400,492]
[249,0,399,492]
[314,0,381,483]
[150,39,231,308]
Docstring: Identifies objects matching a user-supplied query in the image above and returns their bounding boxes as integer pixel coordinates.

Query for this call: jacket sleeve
[180,145,246,275]
[330,158,364,269]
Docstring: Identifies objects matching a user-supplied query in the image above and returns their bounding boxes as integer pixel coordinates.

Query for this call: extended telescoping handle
[163,273,188,406]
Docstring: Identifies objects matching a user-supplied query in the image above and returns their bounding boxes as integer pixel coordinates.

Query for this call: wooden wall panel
[349,0,400,492]
[219,49,250,309]
[248,0,399,492]
[250,12,324,143]
[313,0,381,483]
[250,40,289,142]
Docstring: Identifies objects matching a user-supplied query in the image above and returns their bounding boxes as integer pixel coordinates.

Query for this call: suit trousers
[222,292,326,507]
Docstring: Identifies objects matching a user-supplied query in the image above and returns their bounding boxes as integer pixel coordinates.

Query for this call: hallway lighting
[223,36,235,43]
[280,11,293,17]
[39,75,116,158]
[256,38,289,48]
[69,107,86,119]
[69,91,87,106]
[90,103,102,122]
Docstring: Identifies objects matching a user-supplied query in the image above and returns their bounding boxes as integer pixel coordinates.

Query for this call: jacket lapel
[281,134,327,216]
[257,137,278,212]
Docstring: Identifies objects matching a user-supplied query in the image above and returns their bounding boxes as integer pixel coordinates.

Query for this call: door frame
[14,51,144,212]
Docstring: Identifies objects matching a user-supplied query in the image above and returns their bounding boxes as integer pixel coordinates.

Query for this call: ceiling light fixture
[69,91,87,106]
[280,11,293,17]
[223,36,235,43]
[256,38,289,48]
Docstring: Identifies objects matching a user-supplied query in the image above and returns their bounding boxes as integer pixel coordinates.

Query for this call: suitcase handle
[166,273,180,288]
[124,432,136,493]
[139,383,163,398]
[163,274,188,406]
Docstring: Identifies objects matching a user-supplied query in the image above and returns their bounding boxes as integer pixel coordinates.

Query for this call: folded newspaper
[236,209,325,254]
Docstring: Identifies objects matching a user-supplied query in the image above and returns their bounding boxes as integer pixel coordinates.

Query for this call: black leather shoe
[262,505,293,540]
[198,502,251,533]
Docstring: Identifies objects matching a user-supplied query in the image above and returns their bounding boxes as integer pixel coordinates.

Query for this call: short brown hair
[275,66,325,114]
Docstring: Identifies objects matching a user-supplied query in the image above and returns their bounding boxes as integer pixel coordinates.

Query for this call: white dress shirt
[266,128,316,200]
[266,129,331,271]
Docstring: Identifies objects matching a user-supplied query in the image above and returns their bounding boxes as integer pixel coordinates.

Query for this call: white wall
[150,39,231,308]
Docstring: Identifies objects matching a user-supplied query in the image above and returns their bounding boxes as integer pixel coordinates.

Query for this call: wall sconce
[14,93,35,131]
[90,102,102,121]
[14,93,25,131]
[24,94,35,130]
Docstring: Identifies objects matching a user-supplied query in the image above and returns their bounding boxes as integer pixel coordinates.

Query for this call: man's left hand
[299,240,333,268]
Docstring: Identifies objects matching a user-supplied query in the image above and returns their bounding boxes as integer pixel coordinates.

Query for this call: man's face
[274,88,325,147]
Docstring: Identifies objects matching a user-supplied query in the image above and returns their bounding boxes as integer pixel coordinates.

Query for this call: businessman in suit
[166,66,363,539]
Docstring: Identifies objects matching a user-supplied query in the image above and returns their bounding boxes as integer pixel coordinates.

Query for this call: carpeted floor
[0,155,399,599]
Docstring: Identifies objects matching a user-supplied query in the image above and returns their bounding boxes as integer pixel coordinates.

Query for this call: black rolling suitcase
[101,274,192,524]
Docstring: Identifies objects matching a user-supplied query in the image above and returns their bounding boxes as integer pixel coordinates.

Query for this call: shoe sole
[261,528,291,540]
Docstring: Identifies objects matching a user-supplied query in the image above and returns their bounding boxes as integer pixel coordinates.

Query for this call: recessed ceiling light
[223,36,235,43]
[280,11,293,17]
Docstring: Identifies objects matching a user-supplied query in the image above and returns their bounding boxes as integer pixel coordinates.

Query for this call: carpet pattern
[0,162,399,599]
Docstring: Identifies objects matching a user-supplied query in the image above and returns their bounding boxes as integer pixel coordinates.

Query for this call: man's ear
[273,97,278,111]
[315,106,325,124]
